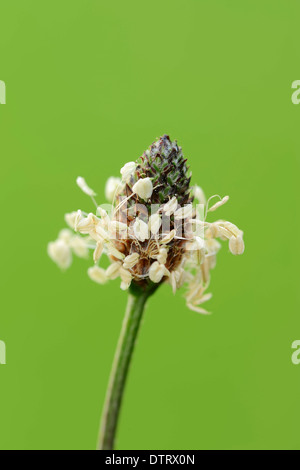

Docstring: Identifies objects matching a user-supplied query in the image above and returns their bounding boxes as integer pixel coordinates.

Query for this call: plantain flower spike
[48,135,245,314]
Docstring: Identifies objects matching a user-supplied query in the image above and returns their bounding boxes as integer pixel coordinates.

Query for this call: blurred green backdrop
[0,0,299,450]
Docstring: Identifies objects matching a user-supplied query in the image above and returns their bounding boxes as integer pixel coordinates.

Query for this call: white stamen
[132,178,153,200]
[133,218,149,242]
[106,262,121,280]
[149,262,169,283]
[174,204,193,220]
[160,229,176,244]
[70,235,89,258]
[107,243,125,260]
[87,266,107,284]
[58,228,73,242]
[123,253,140,270]
[119,267,132,290]
[76,176,97,197]
[105,177,122,202]
[148,213,161,235]
[187,303,211,315]
[208,195,229,213]
[64,212,78,229]
[163,197,178,216]
[93,240,104,263]
[229,235,245,255]
[193,185,206,205]
[120,162,136,183]
[47,239,72,270]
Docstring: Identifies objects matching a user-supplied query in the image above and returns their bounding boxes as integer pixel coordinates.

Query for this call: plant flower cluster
[48,135,244,314]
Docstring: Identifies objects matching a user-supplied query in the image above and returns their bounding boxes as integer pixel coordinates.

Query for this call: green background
[0,0,299,450]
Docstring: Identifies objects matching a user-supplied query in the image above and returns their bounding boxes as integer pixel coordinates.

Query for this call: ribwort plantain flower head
[48,135,245,314]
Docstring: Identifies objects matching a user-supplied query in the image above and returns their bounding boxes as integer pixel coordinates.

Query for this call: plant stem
[97,285,156,450]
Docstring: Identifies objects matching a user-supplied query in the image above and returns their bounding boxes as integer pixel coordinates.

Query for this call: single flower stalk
[48,134,245,449]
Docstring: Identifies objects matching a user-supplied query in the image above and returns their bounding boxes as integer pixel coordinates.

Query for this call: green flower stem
[97,284,157,450]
